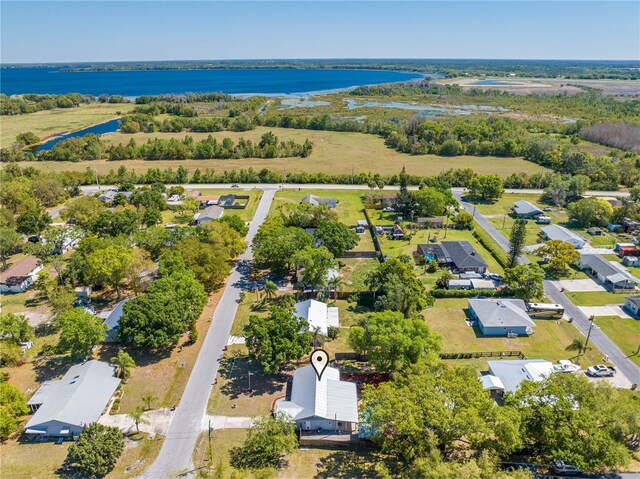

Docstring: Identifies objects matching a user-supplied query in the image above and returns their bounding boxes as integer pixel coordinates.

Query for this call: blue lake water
[344,99,509,116]
[471,80,517,86]
[34,118,120,153]
[0,67,422,96]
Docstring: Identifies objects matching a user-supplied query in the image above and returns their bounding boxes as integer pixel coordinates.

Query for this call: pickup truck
[586,364,616,377]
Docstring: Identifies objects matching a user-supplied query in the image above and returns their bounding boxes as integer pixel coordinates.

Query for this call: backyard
[423,298,604,367]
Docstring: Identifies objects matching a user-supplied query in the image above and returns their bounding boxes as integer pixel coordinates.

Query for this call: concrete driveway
[553,279,606,292]
[578,305,632,319]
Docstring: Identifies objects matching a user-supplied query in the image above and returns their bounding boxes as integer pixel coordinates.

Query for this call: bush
[66,423,124,478]
[472,227,509,269]
[327,325,340,340]
[431,288,505,298]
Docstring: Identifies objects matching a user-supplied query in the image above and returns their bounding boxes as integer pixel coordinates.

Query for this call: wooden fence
[440,351,526,360]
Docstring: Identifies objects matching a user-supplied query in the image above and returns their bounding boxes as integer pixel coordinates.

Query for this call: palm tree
[111,350,136,382]
[142,393,158,411]
[128,407,149,434]
[262,279,278,302]
[328,275,343,301]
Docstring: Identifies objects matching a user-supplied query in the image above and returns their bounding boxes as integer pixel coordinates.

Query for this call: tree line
[0,93,129,116]
[30,131,312,162]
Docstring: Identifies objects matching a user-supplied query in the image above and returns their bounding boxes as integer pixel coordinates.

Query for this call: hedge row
[431,288,508,298]
[472,225,510,269]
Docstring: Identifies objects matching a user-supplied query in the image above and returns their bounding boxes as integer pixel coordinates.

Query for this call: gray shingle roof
[581,255,639,285]
[417,241,488,271]
[541,225,586,247]
[513,201,543,216]
[301,195,338,208]
[626,296,640,307]
[25,360,121,431]
[469,298,535,329]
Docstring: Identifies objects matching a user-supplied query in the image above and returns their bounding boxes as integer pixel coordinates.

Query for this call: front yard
[271,188,367,226]
[594,315,640,367]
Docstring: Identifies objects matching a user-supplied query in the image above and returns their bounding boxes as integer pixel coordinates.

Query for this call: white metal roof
[487,359,554,393]
[99,298,131,332]
[480,374,505,391]
[275,365,358,423]
[513,201,543,216]
[294,299,340,336]
[25,360,121,431]
[581,254,639,285]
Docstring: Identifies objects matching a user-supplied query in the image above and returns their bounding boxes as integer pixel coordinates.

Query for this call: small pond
[278,98,332,110]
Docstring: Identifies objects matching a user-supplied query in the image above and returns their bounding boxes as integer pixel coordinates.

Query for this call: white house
[193,205,224,225]
[99,298,132,342]
[468,298,535,337]
[623,296,640,318]
[512,201,543,219]
[540,225,587,249]
[482,359,554,393]
[580,255,639,291]
[24,360,121,439]
[0,257,43,294]
[294,299,339,336]
[275,365,358,432]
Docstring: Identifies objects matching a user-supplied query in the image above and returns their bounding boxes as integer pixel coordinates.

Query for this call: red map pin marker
[310,349,329,381]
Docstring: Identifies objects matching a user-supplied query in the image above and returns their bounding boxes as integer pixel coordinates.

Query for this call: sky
[1,1,639,63]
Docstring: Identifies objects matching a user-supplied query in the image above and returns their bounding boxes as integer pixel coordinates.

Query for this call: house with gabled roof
[482,359,554,393]
[275,365,358,432]
[0,256,43,294]
[194,205,224,225]
[24,360,121,439]
[468,298,535,336]
[301,195,338,209]
[540,225,587,249]
[294,299,340,336]
[512,201,543,219]
[580,254,639,291]
[417,241,488,273]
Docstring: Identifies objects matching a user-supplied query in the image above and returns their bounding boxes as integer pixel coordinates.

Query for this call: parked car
[382,207,394,212]
[488,273,502,281]
[500,462,537,474]
[231,184,240,188]
[551,460,583,475]
[586,364,616,377]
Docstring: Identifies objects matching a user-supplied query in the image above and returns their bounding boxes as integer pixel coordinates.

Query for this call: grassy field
[377,227,506,276]
[0,103,134,148]
[0,438,71,479]
[207,344,289,418]
[9,126,548,177]
[163,188,263,225]
[594,316,640,367]
[567,291,628,306]
[272,188,367,225]
[423,298,603,366]
[191,426,388,479]
[468,192,567,246]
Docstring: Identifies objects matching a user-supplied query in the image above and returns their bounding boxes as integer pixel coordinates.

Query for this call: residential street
[454,192,639,386]
[139,189,276,479]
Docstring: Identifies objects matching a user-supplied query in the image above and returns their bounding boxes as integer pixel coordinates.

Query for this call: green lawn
[207,344,288,417]
[567,291,627,306]
[0,103,135,148]
[423,298,603,366]
[594,316,640,367]
[377,227,505,275]
[0,439,71,479]
[272,188,366,226]
[469,193,567,246]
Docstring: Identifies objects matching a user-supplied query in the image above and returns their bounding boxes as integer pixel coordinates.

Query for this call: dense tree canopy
[0,380,29,441]
[504,265,545,300]
[66,423,124,478]
[244,307,312,374]
[506,373,638,471]
[363,360,522,461]
[314,220,359,257]
[366,258,432,317]
[567,198,614,227]
[349,311,441,371]
[535,240,580,275]
[468,174,504,201]
[230,414,298,470]
[252,220,313,273]
[57,308,107,358]
[292,246,335,292]
[60,196,106,226]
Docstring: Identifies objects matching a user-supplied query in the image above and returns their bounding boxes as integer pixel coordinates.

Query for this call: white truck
[586,364,616,377]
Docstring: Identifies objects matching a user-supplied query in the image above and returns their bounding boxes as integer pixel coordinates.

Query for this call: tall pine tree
[507,219,527,268]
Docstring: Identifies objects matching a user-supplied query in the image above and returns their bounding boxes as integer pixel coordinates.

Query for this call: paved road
[139,189,276,479]
[79,184,632,197]
[545,281,639,386]
[454,192,639,386]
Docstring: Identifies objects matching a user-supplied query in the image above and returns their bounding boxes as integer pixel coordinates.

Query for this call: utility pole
[208,419,212,444]
[247,371,254,394]
[582,316,595,356]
